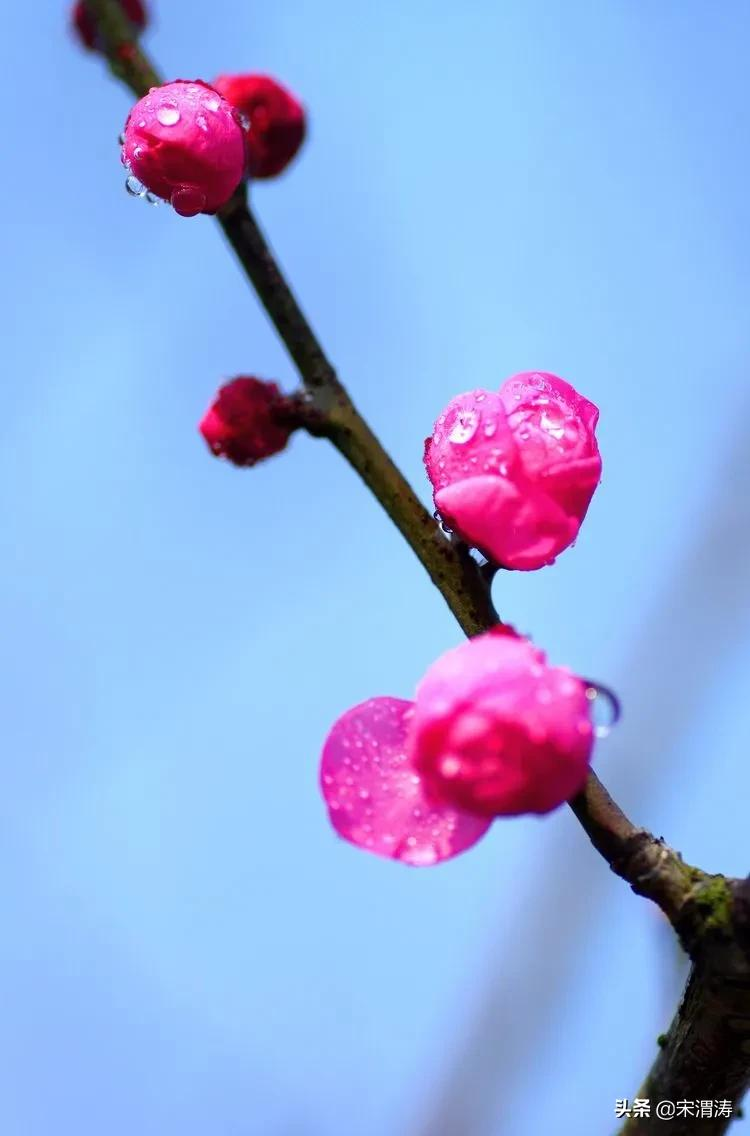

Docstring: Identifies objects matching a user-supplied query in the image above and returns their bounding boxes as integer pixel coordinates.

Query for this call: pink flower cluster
[425,372,601,570]
[75,9,610,871]
[320,629,595,866]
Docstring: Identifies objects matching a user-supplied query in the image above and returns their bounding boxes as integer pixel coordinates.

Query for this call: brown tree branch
[79,2,750,1126]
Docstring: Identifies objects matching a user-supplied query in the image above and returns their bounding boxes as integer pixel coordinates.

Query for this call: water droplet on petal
[170,186,206,216]
[157,102,181,126]
[145,191,161,205]
[196,113,209,132]
[203,94,221,112]
[449,410,479,445]
[125,175,145,197]
[540,410,565,440]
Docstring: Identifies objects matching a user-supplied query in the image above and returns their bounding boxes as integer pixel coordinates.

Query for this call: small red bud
[212,74,306,179]
[199,378,295,468]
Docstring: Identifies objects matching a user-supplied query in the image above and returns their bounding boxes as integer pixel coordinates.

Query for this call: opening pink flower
[424,373,601,570]
[121,80,247,216]
[199,377,294,467]
[410,629,594,818]
[212,74,306,179]
[320,630,597,866]
[72,0,147,51]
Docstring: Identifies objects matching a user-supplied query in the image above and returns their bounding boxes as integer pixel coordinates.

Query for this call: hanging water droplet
[433,509,453,536]
[583,680,621,738]
[145,191,161,205]
[118,131,125,145]
[170,186,206,216]
[157,102,181,126]
[448,409,479,445]
[125,175,145,197]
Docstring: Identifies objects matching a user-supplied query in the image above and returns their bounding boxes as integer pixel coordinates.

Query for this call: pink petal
[424,390,517,494]
[410,630,595,818]
[499,371,600,434]
[320,697,491,866]
[436,474,578,570]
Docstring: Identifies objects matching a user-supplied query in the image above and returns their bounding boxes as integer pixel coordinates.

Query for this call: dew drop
[408,845,438,867]
[196,113,209,132]
[170,186,206,216]
[540,411,565,440]
[157,102,181,126]
[484,422,497,438]
[125,174,145,197]
[448,410,479,445]
[145,191,161,205]
[583,680,622,739]
[203,94,221,112]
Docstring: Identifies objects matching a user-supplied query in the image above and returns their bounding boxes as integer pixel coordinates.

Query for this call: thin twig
[78,5,750,1125]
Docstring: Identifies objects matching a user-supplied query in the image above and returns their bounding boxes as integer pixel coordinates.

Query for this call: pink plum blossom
[199,377,293,467]
[410,629,594,817]
[320,697,491,866]
[424,373,601,569]
[121,80,247,216]
[320,631,596,865]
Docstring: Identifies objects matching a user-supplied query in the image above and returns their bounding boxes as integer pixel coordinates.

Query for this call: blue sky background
[1,1,750,1133]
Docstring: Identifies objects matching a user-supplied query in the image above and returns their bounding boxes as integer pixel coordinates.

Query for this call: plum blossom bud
[424,373,601,570]
[410,629,594,817]
[199,377,294,467]
[72,0,147,50]
[320,697,491,866]
[212,74,306,179]
[320,628,601,865]
[121,81,246,216]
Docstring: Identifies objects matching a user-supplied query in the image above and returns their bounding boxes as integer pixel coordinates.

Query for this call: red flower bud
[72,0,147,51]
[212,74,306,179]
[121,81,246,216]
[199,378,294,467]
